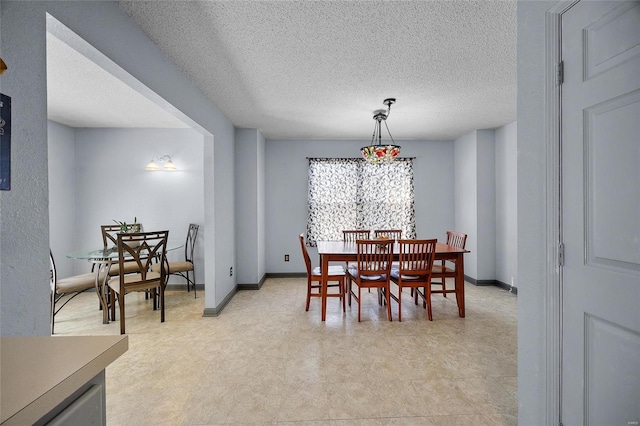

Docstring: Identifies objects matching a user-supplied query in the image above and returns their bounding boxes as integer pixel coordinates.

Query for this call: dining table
[66,240,183,324]
[316,240,470,321]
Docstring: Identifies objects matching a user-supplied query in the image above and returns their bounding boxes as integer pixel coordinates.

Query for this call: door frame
[543,1,579,424]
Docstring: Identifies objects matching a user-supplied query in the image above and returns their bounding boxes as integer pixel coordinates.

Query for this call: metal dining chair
[109,230,169,334]
[101,223,144,278]
[50,250,106,334]
[152,223,199,297]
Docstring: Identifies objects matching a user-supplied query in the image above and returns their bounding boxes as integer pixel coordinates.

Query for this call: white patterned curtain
[306,158,415,246]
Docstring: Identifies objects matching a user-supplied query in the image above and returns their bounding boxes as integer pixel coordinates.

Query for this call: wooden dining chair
[50,250,106,334]
[109,230,169,334]
[374,229,402,241]
[374,229,402,269]
[342,230,371,269]
[342,230,370,242]
[389,239,437,321]
[431,231,467,298]
[299,233,346,312]
[151,223,199,297]
[346,239,394,322]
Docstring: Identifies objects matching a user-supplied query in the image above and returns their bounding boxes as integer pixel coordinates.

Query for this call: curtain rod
[305,157,416,160]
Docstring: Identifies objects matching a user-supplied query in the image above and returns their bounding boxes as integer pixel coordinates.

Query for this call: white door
[561,1,640,424]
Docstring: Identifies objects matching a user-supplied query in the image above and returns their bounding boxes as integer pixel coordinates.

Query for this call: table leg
[321,254,328,321]
[92,260,110,324]
[456,253,465,317]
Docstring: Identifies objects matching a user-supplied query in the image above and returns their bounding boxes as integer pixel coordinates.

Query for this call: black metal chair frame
[167,223,199,297]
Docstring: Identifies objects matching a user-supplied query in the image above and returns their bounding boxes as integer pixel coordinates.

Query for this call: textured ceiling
[47,33,189,129]
[48,0,517,141]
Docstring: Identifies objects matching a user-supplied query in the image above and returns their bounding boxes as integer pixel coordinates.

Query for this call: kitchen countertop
[1,335,128,425]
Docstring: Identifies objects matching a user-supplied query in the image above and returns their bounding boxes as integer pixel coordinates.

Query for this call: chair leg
[110,288,116,322]
[385,284,392,321]
[397,286,403,322]
[151,287,157,310]
[191,270,197,298]
[305,278,312,311]
[426,283,433,321]
[50,291,56,335]
[341,279,346,312]
[357,286,362,322]
[119,292,126,335]
[160,285,165,323]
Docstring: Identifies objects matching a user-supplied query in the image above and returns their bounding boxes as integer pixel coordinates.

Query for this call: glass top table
[67,240,184,261]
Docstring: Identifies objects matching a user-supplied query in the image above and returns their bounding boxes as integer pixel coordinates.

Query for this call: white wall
[1,1,52,336]
[454,132,479,278]
[48,127,205,286]
[495,122,517,287]
[264,139,455,273]
[257,131,266,282]
[477,130,496,281]
[454,129,500,283]
[517,0,557,422]
[235,128,266,285]
[48,121,78,279]
[0,1,236,335]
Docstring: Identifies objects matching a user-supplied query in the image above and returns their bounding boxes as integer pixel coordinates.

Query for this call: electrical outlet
[230,267,233,277]
[284,254,289,262]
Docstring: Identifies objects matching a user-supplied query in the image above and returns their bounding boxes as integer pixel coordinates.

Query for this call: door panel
[561,1,640,424]
[586,90,640,272]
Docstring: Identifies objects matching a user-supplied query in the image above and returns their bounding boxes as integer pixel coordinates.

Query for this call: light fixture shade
[145,155,177,171]
[360,144,401,164]
[145,160,160,171]
[162,160,177,171]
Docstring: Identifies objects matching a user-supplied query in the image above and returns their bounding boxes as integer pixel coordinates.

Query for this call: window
[306,158,415,246]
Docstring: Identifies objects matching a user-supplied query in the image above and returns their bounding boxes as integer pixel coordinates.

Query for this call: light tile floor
[54,277,517,425]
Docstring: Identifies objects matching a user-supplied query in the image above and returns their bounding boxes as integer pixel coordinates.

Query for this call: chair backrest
[49,250,57,292]
[184,223,199,262]
[343,230,370,242]
[446,231,467,249]
[116,230,168,291]
[374,229,402,241]
[298,233,312,275]
[442,231,467,267]
[355,239,393,279]
[102,223,143,248]
[397,239,437,277]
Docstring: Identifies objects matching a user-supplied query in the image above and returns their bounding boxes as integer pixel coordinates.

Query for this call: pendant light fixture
[360,98,401,163]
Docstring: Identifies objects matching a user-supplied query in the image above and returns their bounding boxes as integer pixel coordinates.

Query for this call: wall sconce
[0,57,7,75]
[145,155,177,171]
